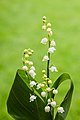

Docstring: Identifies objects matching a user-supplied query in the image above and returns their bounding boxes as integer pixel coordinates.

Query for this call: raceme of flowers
[22,16,64,114]
[22,48,36,79]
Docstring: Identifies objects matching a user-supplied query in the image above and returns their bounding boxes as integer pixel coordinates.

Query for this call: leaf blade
[7,69,52,120]
[52,73,74,120]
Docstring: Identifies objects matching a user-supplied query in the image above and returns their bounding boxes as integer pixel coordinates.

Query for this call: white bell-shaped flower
[30,81,36,87]
[36,83,41,90]
[49,66,58,72]
[30,66,35,71]
[28,61,33,66]
[30,95,37,102]
[41,92,46,97]
[42,55,49,61]
[57,107,64,113]
[48,99,51,104]
[45,106,50,112]
[41,38,48,45]
[51,101,56,107]
[22,66,28,71]
[29,70,36,78]
[50,40,56,47]
[48,47,56,53]
[47,28,52,32]
[53,89,58,94]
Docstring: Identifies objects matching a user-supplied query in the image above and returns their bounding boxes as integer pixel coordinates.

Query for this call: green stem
[52,108,54,120]
[47,35,54,120]
[47,35,50,86]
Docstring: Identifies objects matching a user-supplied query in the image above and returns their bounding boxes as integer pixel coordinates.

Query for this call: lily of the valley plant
[7,16,74,120]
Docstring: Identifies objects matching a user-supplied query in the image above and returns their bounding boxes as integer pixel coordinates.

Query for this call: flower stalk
[47,35,51,86]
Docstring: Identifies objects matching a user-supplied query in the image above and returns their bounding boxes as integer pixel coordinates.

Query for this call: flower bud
[42,25,46,30]
[48,99,51,104]
[36,84,41,90]
[46,87,52,92]
[47,28,51,32]
[25,60,29,64]
[42,55,49,61]
[41,38,48,45]
[45,106,50,112]
[48,30,53,36]
[42,70,46,74]
[25,54,29,59]
[43,81,46,84]
[57,107,64,113]
[30,66,35,71]
[43,74,47,79]
[48,80,52,84]
[50,40,56,47]
[41,92,46,97]
[28,52,32,56]
[28,61,33,66]
[43,20,46,23]
[22,66,28,71]
[48,47,56,54]
[31,50,34,53]
[47,23,51,27]
[28,48,31,51]
[24,49,28,54]
[40,84,45,87]
[51,101,56,107]
[30,81,36,87]
[49,66,58,72]
[29,70,36,78]
[30,95,37,102]
[53,89,58,94]
[43,16,46,20]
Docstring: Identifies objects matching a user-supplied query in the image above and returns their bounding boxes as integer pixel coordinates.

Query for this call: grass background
[0,0,80,119]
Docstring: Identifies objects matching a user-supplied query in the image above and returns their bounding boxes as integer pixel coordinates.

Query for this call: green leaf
[7,69,52,120]
[52,73,74,120]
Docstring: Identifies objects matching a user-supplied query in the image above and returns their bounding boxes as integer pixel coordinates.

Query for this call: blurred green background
[0,0,80,120]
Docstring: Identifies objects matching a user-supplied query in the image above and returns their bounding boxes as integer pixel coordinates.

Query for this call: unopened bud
[53,89,58,94]
[41,92,46,97]
[48,80,52,84]
[28,48,31,51]
[31,50,34,53]
[24,49,28,54]
[48,31,53,36]
[47,23,51,27]
[45,106,50,112]
[28,52,32,56]
[43,16,46,20]
[51,101,56,107]
[42,25,46,30]
[29,61,33,66]
[48,99,51,104]
[25,60,29,64]
[46,87,52,92]
[40,84,45,88]
[43,81,46,84]
[43,74,47,79]
[47,28,52,32]
[22,66,28,71]
[42,70,46,74]
[43,20,46,23]
[25,54,29,59]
